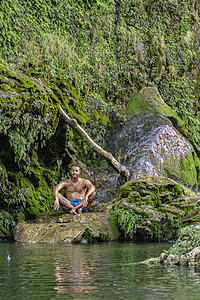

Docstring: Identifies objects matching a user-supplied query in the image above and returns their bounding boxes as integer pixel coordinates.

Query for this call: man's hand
[53,200,60,210]
[82,195,88,208]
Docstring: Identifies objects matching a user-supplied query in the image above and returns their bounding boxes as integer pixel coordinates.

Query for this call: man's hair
[71,164,80,169]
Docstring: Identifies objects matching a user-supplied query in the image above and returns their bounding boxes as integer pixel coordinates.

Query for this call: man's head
[70,164,81,179]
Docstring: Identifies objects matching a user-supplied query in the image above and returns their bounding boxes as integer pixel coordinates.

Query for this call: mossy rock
[111,176,200,242]
[13,212,121,243]
[113,111,200,191]
[126,87,200,159]
[159,224,200,267]
[0,61,94,239]
[126,87,183,121]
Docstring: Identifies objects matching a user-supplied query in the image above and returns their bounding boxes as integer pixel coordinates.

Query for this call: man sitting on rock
[52,164,96,215]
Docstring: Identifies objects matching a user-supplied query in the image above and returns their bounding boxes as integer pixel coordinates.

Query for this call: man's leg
[75,191,96,213]
[57,193,77,215]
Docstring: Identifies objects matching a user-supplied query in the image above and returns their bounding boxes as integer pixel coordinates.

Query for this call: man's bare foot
[70,208,77,215]
[77,208,82,214]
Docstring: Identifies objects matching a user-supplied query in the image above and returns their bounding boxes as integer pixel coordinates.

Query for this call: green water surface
[0,242,200,300]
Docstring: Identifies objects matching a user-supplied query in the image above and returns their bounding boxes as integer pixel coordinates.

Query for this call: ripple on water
[0,242,200,300]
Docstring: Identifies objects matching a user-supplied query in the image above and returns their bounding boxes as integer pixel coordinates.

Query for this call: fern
[113,207,141,239]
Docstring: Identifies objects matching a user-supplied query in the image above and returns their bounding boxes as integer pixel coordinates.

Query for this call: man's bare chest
[65,182,85,194]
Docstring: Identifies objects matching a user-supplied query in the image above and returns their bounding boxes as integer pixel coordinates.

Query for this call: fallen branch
[59,105,130,180]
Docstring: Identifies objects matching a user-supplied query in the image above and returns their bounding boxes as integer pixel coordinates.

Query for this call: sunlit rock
[165,254,180,265]
[13,212,120,243]
[187,247,200,266]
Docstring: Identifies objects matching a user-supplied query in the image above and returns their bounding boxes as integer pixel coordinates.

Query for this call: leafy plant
[113,207,142,239]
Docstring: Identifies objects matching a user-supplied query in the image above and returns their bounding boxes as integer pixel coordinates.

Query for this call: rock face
[111,88,200,191]
[0,61,61,238]
[113,113,199,189]
[13,212,120,243]
[1,1,200,242]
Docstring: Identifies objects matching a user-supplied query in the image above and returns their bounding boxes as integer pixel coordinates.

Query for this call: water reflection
[1,242,200,299]
[53,246,98,297]
[52,242,172,299]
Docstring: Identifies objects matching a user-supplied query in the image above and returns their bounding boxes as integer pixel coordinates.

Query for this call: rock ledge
[13,212,120,243]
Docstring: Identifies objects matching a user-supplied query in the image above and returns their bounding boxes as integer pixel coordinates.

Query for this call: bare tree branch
[59,105,130,180]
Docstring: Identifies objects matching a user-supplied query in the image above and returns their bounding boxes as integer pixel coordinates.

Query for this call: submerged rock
[13,212,120,243]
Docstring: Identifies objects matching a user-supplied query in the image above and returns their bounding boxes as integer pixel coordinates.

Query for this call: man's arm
[52,181,68,210]
[83,180,95,207]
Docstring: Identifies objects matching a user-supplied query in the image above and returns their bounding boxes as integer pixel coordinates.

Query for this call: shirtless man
[52,164,96,215]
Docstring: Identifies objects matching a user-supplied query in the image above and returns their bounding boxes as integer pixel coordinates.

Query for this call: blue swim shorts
[63,199,89,213]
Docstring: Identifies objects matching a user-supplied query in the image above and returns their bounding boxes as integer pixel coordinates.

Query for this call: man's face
[70,166,81,179]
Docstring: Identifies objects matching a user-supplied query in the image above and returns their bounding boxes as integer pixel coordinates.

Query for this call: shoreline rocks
[143,224,200,268]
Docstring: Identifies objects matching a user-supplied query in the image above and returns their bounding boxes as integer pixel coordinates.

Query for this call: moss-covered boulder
[162,224,200,261]
[13,212,120,243]
[112,89,200,191]
[126,87,200,154]
[108,176,200,241]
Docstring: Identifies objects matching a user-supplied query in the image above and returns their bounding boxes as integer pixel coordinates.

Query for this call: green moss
[0,84,10,91]
[119,179,185,206]
[98,113,110,127]
[126,94,154,117]
[162,151,199,190]
[164,225,200,257]
[119,185,134,198]
[29,206,40,216]
[178,152,198,188]
[100,233,109,242]
[110,177,193,241]
[107,212,121,240]
[149,192,162,208]
[18,76,37,89]
[126,191,141,203]
[18,167,55,216]
[61,99,89,125]
[0,62,74,236]
[159,207,182,217]
[148,218,177,241]
[16,212,25,222]
[126,88,184,124]
[0,58,7,67]
[81,228,94,242]
[0,211,16,239]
